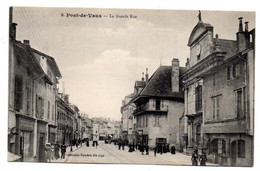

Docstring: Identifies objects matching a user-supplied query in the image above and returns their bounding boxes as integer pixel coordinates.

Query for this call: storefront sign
[19,118,34,131]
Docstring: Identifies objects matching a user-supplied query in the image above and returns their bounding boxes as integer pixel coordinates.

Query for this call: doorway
[38,133,46,162]
[231,141,237,166]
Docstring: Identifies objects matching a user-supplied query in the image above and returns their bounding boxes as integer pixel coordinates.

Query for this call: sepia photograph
[6,5,255,167]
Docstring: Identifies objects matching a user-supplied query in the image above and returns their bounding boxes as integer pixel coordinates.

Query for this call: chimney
[171,58,179,93]
[245,22,249,32]
[236,17,250,52]
[10,23,17,40]
[145,68,149,84]
[238,17,243,32]
[23,40,30,46]
[141,72,144,81]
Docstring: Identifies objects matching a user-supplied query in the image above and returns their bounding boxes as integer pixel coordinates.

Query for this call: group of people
[44,142,67,162]
[191,149,207,166]
[153,143,172,156]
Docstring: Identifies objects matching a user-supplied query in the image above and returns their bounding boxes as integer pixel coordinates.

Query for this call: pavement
[52,141,218,166]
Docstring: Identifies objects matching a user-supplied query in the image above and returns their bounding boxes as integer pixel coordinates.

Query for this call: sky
[12,7,255,121]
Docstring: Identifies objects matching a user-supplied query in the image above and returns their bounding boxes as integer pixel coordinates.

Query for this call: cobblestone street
[53,141,218,166]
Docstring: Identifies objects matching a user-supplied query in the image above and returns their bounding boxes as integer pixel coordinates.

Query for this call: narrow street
[54,141,218,166]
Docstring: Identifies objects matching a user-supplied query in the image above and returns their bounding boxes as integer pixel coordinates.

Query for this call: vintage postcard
[7,6,255,167]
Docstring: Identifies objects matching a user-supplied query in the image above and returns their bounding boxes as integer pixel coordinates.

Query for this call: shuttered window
[14,75,23,110]
[195,85,202,111]
[36,95,44,119]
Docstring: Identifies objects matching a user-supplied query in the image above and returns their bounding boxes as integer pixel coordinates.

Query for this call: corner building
[180,16,254,166]
[133,59,186,149]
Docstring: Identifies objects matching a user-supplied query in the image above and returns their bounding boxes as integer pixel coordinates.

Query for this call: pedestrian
[191,149,199,166]
[45,143,52,163]
[75,140,79,148]
[167,144,170,152]
[199,149,207,166]
[171,145,176,154]
[160,144,163,155]
[54,141,60,159]
[154,146,157,157]
[86,138,89,147]
[140,144,144,155]
[70,140,73,152]
[145,145,149,155]
[163,144,166,153]
[50,143,55,160]
[128,144,132,152]
[122,140,125,151]
[61,143,67,159]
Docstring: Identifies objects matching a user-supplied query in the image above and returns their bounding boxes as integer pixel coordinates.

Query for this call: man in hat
[60,143,67,159]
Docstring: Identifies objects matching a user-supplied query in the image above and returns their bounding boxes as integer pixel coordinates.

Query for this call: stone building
[121,72,147,144]
[83,117,93,140]
[180,14,254,166]
[56,94,75,146]
[8,20,61,162]
[132,60,186,148]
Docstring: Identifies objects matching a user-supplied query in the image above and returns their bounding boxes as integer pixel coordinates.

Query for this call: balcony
[133,105,168,115]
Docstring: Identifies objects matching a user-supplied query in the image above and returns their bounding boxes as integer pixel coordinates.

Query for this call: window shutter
[41,98,44,119]
[14,76,23,110]
[36,95,39,118]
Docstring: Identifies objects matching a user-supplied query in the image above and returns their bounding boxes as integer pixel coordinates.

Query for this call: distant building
[180,15,254,166]
[121,72,147,144]
[57,94,75,146]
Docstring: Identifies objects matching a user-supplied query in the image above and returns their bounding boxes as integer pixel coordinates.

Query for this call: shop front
[16,114,35,162]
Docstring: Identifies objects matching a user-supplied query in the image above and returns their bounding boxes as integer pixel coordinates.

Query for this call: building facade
[132,60,186,148]
[57,94,75,146]
[181,15,254,166]
[8,21,61,162]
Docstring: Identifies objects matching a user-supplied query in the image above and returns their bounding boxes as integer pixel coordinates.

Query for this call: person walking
[70,140,73,152]
[54,141,60,159]
[154,146,157,157]
[60,143,67,159]
[145,145,149,155]
[122,140,125,151]
[199,149,207,166]
[118,139,121,150]
[191,149,199,166]
[76,140,79,148]
[86,138,89,147]
[140,144,144,155]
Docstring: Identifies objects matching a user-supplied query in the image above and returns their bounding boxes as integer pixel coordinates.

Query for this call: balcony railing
[133,106,168,115]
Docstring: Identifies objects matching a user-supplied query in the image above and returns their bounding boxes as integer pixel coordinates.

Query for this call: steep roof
[136,65,185,100]
[213,38,238,60]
